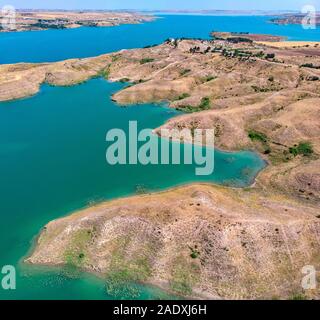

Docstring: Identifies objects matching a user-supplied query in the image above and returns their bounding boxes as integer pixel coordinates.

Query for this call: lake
[0,15,319,64]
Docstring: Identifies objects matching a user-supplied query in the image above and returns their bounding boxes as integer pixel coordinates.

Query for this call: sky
[0,0,318,11]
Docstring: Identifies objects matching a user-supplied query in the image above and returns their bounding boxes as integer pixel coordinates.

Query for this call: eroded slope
[27,184,320,299]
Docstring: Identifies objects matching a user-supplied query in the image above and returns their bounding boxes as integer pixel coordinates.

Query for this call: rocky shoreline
[26,184,320,299]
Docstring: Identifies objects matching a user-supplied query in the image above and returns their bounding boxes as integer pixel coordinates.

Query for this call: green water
[0,78,266,299]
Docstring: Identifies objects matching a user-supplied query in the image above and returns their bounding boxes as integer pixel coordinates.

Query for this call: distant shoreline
[0,10,155,33]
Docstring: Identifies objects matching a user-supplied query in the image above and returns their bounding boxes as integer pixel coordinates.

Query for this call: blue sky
[0,0,318,11]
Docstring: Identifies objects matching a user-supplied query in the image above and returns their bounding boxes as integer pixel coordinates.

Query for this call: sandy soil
[257,41,320,48]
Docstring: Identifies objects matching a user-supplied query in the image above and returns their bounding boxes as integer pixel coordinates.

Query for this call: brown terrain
[0,10,154,32]
[212,31,285,42]
[26,184,320,300]
[271,14,320,26]
[1,33,319,299]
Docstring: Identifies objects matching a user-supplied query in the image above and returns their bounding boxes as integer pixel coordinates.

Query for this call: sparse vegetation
[248,130,272,154]
[140,58,154,64]
[289,142,314,157]
[178,97,211,113]
[97,66,110,79]
[265,53,275,59]
[112,54,120,62]
[143,44,158,48]
[248,130,268,143]
[204,75,217,82]
[227,37,253,44]
[189,46,201,54]
[175,93,191,101]
[290,293,307,300]
[119,78,130,83]
[307,76,319,81]
[180,69,191,76]
[251,85,279,93]
[133,79,147,84]
[300,63,320,69]
[189,246,200,259]
[63,229,94,269]
[256,51,265,58]
[170,256,200,296]
[199,97,210,109]
[105,238,153,299]
[31,21,66,29]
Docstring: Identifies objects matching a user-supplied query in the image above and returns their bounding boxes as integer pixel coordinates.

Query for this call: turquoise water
[0,15,319,64]
[0,14,313,300]
[0,78,265,299]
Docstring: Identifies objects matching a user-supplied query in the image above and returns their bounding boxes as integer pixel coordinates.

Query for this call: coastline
[25,181,320,300]
[2,31,320,299]
[0,11,156,33]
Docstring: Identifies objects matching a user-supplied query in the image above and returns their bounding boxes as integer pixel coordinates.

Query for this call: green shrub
[255,51,265,58]
[180,69,191,76]
[176,93,191,100]
[97,67,110,79]
[289,142,313,157]
[133,79,147,84]
[143,44,157,48]
[112,55,120,62]
[199,97,211,110]
[178,97,211,113]
[300,63,320,69]
[119,78,130,83]
[290,293,307,300]
[189,247,200,259]
[204,75,217,82]
[140,58,154,64]
[265,53,275,59]
[248,130,268,143]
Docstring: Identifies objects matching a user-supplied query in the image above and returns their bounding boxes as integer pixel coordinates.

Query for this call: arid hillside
[1,36,319,204]
[27,184,320,299]
[1,35,320,299]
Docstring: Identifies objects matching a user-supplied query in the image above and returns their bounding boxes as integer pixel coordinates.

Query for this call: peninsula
[1,33,319,299]
[271,13,320,26]
[0,10,154,32]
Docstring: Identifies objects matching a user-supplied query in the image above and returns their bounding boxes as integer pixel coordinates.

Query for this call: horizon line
[12,8,302,13]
